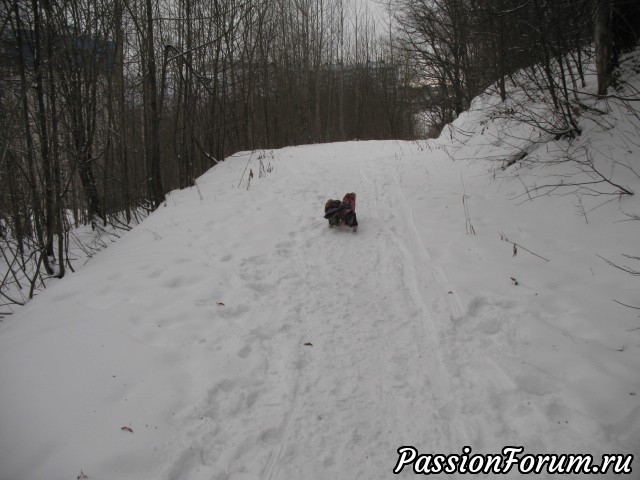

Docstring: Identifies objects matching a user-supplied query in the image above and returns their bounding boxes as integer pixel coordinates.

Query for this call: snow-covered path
[0,140,638,480]
[162,143,465,479]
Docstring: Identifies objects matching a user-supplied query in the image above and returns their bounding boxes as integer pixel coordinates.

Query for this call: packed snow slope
[1,71,640,479]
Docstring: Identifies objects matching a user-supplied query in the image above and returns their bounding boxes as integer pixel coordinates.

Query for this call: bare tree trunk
[144,0,164,208]
[497,0,506,101]
[43,0,65,277]
[594,0,613,96]
[31,0,55,274]
[115,0,132,222]
[13,2,46,260]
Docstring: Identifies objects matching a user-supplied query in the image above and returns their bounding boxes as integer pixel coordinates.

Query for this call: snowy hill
[1,78,639,478]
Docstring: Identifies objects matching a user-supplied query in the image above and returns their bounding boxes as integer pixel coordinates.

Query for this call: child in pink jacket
[341,192,358,229]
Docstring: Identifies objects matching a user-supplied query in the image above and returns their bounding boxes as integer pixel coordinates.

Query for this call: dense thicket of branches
[0,0,417,302]
[394,0,640,131]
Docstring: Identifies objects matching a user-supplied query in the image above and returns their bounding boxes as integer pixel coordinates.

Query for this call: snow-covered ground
[1,65,639,479]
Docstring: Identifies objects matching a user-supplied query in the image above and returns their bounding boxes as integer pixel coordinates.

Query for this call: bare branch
[597,254,640,276]
[499,232,550,262]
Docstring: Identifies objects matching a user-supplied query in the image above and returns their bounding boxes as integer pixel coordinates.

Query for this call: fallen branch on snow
[499,232,550,262]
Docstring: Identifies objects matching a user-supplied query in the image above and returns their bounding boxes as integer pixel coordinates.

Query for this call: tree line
[393,0,640,134]
[0,0,418,302]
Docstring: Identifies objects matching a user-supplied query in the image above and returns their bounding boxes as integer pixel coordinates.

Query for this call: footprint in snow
[237,344,252,359]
